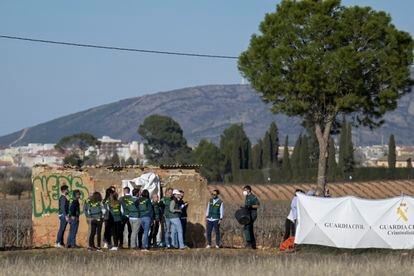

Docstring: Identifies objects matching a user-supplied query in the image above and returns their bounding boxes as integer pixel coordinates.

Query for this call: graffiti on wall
[32,174,90,217]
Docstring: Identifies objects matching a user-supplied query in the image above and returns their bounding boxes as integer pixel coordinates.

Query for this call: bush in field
[2,180,31,200]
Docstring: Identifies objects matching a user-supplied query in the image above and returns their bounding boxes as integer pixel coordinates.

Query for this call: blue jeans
[170,218,184,249]
[67,217,79,247]
[56,215,67,244]
[164,218,172,247]
[207,220,221,246]
[140,216,151,249]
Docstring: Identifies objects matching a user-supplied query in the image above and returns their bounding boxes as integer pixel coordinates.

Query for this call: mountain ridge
[1,83,414,147]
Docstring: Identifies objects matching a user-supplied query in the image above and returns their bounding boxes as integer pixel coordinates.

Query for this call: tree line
[138,114,359,183]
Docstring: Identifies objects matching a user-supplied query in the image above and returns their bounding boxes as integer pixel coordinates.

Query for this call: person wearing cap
[55,185,69,248]
[206,189,224,248]
[161,188,173,248]
[242,185,260,249]
[170,189,185,249]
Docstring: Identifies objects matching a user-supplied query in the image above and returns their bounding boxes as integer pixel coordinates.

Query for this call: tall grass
[0,248,413,276]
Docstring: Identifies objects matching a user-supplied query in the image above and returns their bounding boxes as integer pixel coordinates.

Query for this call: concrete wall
[31,165,208,247]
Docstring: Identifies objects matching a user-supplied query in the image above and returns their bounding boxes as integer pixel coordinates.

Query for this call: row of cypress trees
[213,120,356,183]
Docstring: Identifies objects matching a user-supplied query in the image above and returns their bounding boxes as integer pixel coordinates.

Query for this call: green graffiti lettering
[32,174,90,217]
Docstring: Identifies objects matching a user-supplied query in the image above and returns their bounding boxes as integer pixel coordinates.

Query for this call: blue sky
[0,0,413,136]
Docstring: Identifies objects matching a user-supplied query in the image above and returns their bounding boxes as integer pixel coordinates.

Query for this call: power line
[0,34,239,60]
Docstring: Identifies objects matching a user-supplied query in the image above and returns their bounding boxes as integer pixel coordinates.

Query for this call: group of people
[55,184,261,251]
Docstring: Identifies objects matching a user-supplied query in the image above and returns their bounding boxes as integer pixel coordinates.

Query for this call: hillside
[1,83,414,147]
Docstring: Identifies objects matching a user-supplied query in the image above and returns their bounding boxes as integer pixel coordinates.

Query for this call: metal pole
[16,205,19,247]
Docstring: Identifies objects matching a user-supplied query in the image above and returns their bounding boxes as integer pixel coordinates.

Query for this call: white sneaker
[55,243,62,248]
[206,245,211,248]
[110,247,118,251]
[215,245,220,249]
[103,243,108,249]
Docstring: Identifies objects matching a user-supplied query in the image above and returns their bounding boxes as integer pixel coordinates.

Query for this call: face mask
[243,191,248,196]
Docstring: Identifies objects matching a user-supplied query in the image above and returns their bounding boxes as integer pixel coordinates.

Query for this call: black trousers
[180,218,187,243]
[120,218,132,248]
[89,219,102,248]
[151,220,160,246]
[104,214,114,245]
[112,221,123,247]
[283,218,296,241]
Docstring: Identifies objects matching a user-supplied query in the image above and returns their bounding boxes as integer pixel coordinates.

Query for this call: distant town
[1,135,413,169]
[0,136,146,168]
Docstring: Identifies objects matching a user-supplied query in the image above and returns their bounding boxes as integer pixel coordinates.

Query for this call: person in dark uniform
[87,192,104,251]
[67,189,81,248]
[178,190,189,245]
[103,188,115,249]
[150,193,162,247]
[243,185,260,249]
[55,185,69,248]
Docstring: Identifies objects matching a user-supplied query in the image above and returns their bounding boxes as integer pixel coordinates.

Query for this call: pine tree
[327,137,337,181]
[281,135,292,181]
[388,134,396,169]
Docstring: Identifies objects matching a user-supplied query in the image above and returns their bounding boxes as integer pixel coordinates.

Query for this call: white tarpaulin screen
[295,193,414,249]
[121,172,161,198]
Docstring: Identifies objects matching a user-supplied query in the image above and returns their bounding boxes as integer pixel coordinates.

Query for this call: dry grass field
[0,247,413,276]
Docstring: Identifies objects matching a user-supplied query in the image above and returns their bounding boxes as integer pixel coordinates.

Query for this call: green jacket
[107,202,122,222]
[207,198,223,220]
[169,199,181,219]
[88,201,103,220]
[122,195,139,219]
[136,197,153,218]
[245,194,260,221]
[83,197,91,218]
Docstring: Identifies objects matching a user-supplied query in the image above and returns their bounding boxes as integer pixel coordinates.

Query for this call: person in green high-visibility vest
[86,191,104,251]
[136,189,154,251]
[106,192,124,251]
[206,189,224,248]
[242,185,260,249]
[125,188,140,249]
[160,188,173,248]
